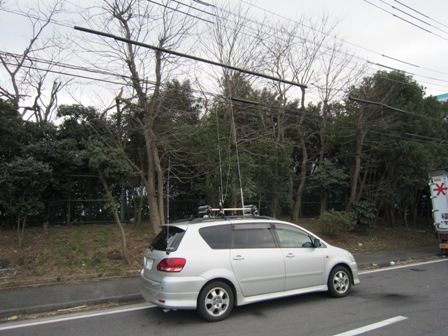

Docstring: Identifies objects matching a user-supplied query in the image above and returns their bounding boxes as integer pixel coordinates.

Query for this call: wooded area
[1,1,448,256]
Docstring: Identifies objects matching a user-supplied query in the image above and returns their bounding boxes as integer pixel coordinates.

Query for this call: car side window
[274,224,313,248]
[232,223,276,248]
[199,224,231,249]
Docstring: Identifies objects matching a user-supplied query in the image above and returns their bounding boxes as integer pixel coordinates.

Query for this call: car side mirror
[313,239,322,248]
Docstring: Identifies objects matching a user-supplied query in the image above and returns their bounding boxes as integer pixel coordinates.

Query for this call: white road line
[359,257,448,275]
[0,303,155,331]
[334,316,408,336]
[1,259,444,332]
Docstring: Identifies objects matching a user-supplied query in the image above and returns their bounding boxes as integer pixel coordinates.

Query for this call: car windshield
[150,226,185,252]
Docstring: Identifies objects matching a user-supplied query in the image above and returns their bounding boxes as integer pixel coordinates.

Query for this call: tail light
[157,258,186,272]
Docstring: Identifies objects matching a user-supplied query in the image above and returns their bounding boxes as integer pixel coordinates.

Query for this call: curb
[357,254,442,271]
[0,273,141,291]
[1,253,442,320]
[0,293,143,319]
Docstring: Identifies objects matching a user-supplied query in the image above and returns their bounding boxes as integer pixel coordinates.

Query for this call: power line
[171,0,216,17]
[368,61,448,83]
[395,0,448,30]
[348,96,448,124]
[73,25,308,89]
[348,96,407,113]
[364,0,448,42]
[236,0,448,95]
[2,0,444,138]
[3,0,447,105]
[381,54,448,78]
[379,0,448,37]
[0,1,437,97]
[146,0,215,24]
[0,51,157,87]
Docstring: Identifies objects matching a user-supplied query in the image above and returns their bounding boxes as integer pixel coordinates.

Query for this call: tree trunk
[291,90,308,222]
[98,171,130,265]
[120,17,164,234]
[143,133,162,234]
[133,187,144,227]
[152,145,165,224]
[17,216,26,248]
[347,125,366,211]
[320,194,328,215]
[291,128,308,222]
[112,208,130,265]
[318,100,328,215]
[43,213,50,233]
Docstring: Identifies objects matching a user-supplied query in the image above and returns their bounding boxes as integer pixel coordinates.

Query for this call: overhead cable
[73,25,307,89]
[395,0,448,30]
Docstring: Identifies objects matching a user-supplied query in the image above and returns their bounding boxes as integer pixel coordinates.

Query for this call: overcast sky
[252,0,448,97]
[1,0,447,109]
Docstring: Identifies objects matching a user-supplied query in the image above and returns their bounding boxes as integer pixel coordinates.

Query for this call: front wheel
[197,281,234,322]
[328,266,352,297]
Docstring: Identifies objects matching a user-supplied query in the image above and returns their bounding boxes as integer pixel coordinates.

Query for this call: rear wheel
[197,281,234,322]
[328,266,351,297]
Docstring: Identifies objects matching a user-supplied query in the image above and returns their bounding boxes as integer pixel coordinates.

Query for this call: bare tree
[289,16,343,221]
[344,72,403,211]
[0,0,66,122]
[75,0,196,232]
[313,35,366,214]
[252,20,303,216]
[257,15,337,221]
[200,1,263,208]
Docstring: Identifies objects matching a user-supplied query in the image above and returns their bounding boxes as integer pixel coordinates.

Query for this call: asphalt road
[2,259,448,336]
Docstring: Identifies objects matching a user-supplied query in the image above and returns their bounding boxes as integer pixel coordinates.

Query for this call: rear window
[151,226,185,252]
[199,225,231,249]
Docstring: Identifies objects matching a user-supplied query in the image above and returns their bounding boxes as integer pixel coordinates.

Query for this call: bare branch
[0,0,66,121]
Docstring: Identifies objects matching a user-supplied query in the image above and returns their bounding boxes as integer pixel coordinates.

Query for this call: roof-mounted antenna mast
[166,156,170,224]
[216,105,225,209]
[229,97,245,209]
[165,157,171,254]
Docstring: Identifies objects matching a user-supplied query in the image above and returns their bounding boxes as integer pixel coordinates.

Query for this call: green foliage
[309,161,349,196]
[158,79,201,126]
[86,140,132,181]
[318,210,355,237]
[84,140,133,215]
[0,157,52,220]
[351,201,376,232]
[0,99,28,162]
[251,137,293,215]
[2,68,448,227]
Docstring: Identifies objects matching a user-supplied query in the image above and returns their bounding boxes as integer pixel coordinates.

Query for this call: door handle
[286,253,295,258]
[233,255,244,260]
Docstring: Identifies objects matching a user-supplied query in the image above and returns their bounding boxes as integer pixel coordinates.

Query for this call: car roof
[162,216,329,246]
[166,216,287,229]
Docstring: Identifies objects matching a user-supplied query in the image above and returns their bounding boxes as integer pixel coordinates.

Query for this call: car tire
[197,281,234,322]
[328,266,351,298]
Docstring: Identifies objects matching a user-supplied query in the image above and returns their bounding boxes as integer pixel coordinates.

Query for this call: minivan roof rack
[191,204,259,220]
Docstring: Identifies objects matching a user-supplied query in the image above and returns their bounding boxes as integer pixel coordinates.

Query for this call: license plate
[145,258,154,270]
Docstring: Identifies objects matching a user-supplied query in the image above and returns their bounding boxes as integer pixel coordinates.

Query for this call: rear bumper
[139,270,204,310]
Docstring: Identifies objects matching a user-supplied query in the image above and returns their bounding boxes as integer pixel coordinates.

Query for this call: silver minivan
[140,216,360,322]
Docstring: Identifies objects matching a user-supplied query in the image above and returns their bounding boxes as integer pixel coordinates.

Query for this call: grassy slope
[0,218,437,288]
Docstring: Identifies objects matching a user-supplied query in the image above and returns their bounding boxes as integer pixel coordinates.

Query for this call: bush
[318,210,355,237]
[352,201,376,232]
